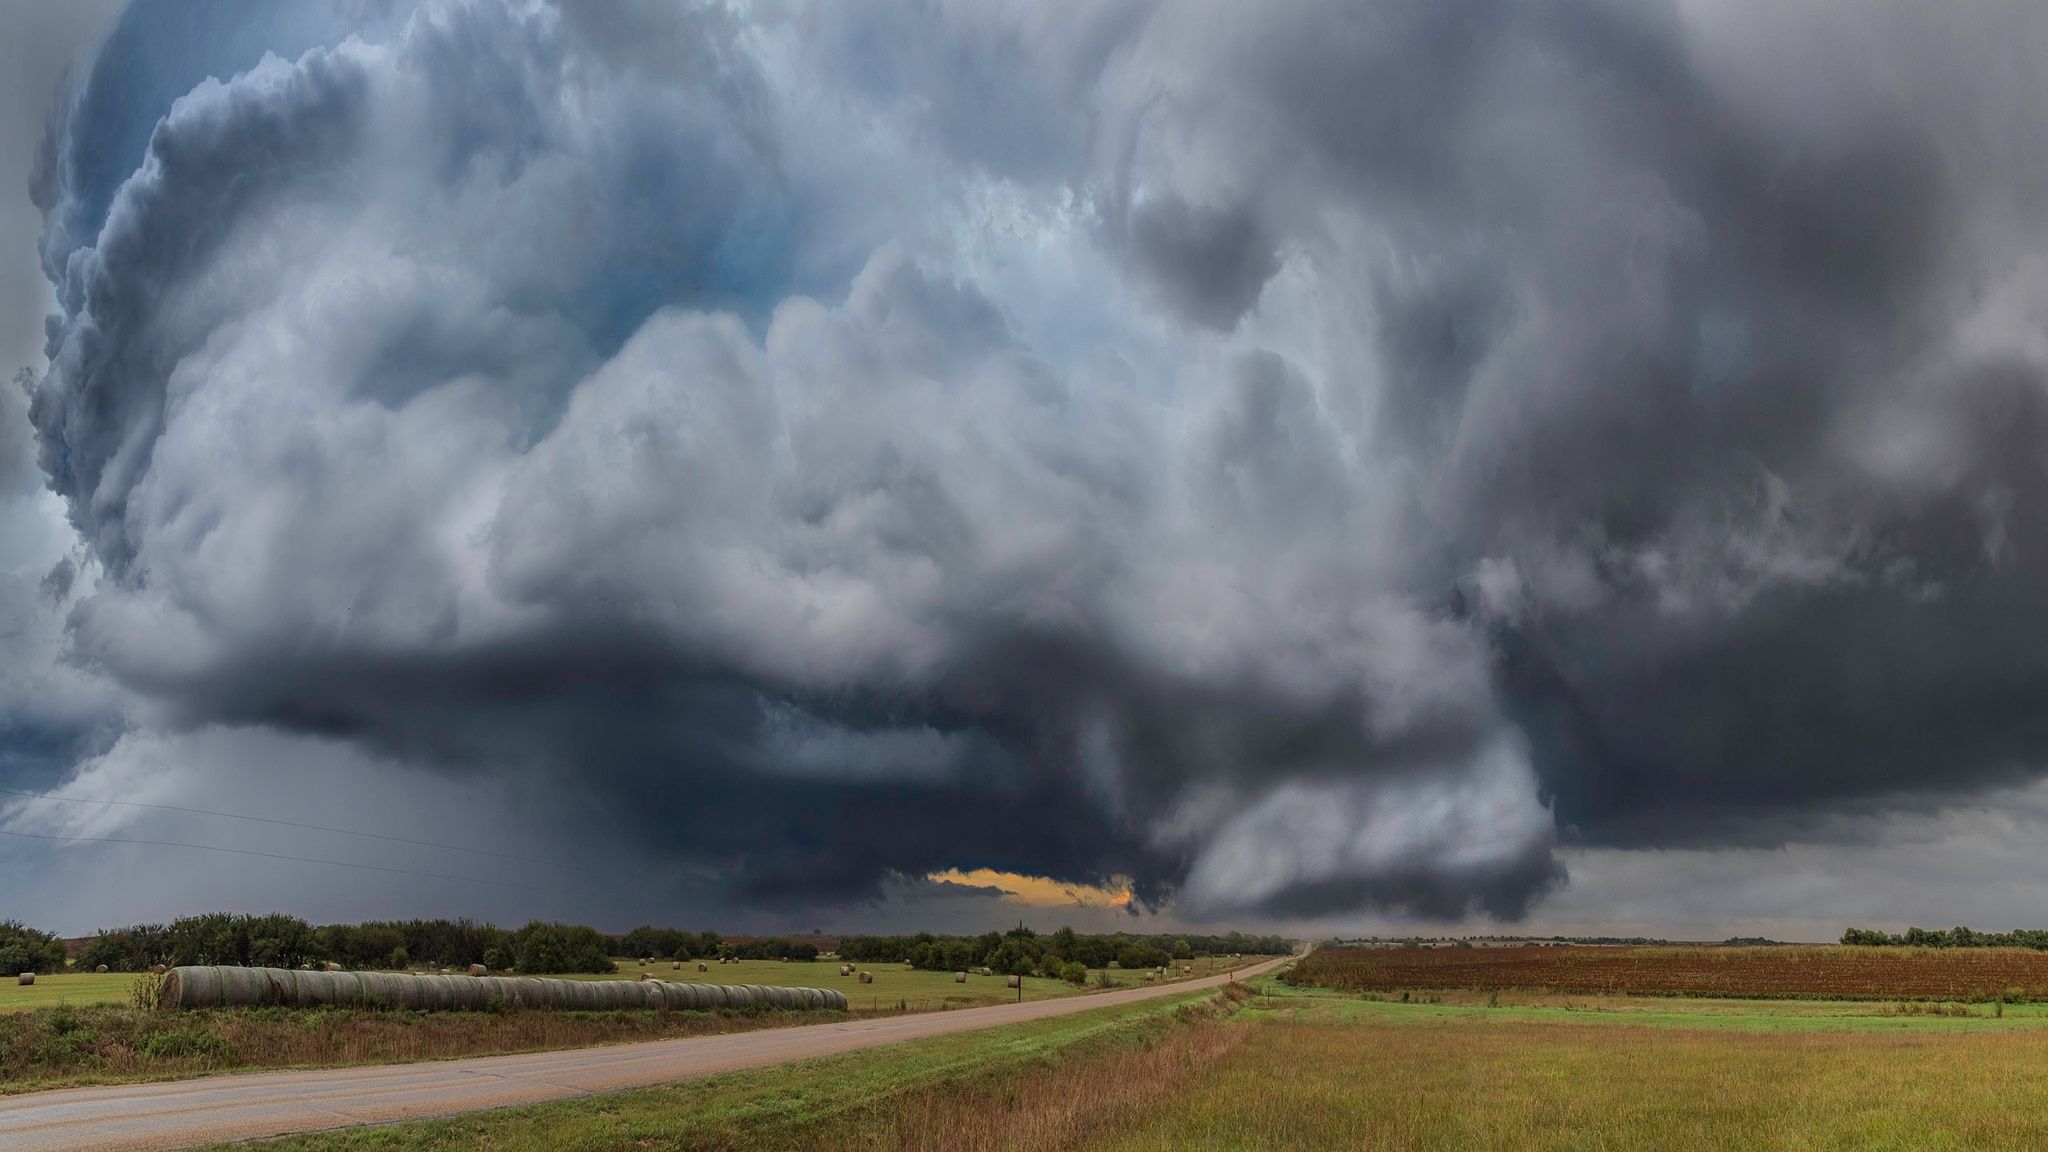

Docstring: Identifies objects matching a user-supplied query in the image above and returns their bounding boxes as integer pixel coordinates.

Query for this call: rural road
[0,954,1291,1152]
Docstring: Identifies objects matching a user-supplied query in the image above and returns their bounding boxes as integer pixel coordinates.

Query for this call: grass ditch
[220,984,1260,1152]
[0,1000,868,1094]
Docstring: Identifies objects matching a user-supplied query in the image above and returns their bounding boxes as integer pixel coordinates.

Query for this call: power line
[0,786,559,868]
[0,826,552,892]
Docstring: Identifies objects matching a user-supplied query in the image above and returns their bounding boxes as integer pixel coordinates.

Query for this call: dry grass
[1095,998,2048,1150]
[224,987,1251,1152]
[0,1001,864,1094]
[780,985,1257,1152]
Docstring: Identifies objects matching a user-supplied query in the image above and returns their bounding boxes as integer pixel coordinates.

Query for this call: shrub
[1061,961,1089,985]
[1116,944,1171,971]
[511,922,614,974]
[0,921,67,977]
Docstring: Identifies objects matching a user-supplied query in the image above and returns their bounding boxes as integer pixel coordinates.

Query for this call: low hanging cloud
[15,0,2048,925]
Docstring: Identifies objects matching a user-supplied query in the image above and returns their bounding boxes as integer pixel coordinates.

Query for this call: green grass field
[1094,979,2048,1150]
[587,954,1251,1010]
[0,972,139,1013]
[214,971,2048,1151]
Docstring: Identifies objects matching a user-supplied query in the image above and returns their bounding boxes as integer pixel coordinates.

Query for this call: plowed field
[1286,946,2048,1001]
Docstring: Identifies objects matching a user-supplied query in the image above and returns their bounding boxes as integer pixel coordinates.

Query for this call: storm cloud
[13,0,2048,926]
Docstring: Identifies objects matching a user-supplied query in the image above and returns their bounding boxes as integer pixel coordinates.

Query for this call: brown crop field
[1285,946,2048,1001]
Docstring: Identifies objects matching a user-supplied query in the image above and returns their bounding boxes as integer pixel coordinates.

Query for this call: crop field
[1285,945,2048,1001]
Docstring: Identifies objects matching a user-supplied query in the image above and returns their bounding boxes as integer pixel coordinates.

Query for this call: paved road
[0,955,1291,1151]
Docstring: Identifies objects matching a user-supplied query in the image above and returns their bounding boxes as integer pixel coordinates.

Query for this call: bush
[511,922,614,974]
[1116,944,1170,971]
[0,922,67,977]
[1061,961,1089,985]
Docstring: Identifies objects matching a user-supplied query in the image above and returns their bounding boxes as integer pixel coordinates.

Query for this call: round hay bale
[673,961,682,970]
[955,971,967,983]
[698,962,709,973]
[1006,974,1021,988]
[162,967,208,1009]
[468,964,488,977]
[640,971,656,981]
[323,962,344,972]
[356,971,403,1009]
[94,964,109,974]
[151,963,168,975]
[858,971,873,984]
[17,972,33,986]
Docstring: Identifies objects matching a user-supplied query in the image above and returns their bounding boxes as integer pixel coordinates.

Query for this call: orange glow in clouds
[927,868,1135,910]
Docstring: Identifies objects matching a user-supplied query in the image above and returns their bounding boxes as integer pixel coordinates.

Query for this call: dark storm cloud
[20,0,2048,924]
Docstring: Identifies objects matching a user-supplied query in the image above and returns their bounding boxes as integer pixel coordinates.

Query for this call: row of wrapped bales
[160,967,848,1013]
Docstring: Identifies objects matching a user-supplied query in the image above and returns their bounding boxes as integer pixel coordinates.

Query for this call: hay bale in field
[955,971,968,983]
[151,964,167,975]
[1007,974,1021,988]
[324,962,343,972]
[840,964,855,976]
[858,971,874,984]
[468,964,488,977]
[979,967,992,976]
[95,964,109,973]
[17,972,33,986]
[673,961,682,970]
[698,962,709,972]
[1182,966,1192,974]
[640,971,656,981]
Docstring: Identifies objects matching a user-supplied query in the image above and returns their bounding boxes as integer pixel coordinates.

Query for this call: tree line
[838,926,1291,981]
[54,914,1287,978]
[1841,926,2048,950]
[70,914,932,974]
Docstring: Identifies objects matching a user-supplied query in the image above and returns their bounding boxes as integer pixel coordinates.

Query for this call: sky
[7,0,2048,943]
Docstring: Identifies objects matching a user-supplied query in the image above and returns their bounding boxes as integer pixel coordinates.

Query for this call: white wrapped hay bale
[158,966,843,1012]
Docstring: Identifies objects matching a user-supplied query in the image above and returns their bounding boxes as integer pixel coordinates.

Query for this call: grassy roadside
[0,1002,867,1095]
[218,985,1258,1152]
[195,974,2048,1152]
[0,957,1268,1095]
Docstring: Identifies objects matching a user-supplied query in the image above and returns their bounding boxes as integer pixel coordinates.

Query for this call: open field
[587,955,1253,1010]
[0,972,141,1013]
[1094,982,2048,1150]
[205,973,2048,1152]
[1287,945,2048,1001]
[0,956,1264,1094]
